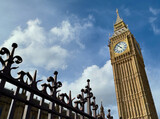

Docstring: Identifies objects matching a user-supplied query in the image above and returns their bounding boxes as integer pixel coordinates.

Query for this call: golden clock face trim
[111,38,130,58]
[114,41,127,53]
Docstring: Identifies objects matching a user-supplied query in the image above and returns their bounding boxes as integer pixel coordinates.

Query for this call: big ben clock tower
[108,9,158,119]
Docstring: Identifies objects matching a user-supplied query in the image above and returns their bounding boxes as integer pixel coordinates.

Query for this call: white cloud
[149,7,160,15]
[1,18,93,70]
[149,18,160,34]
[124,8,131,16]
[50,21,75,44]
[149,17,157,23]
[151,24,160,34]
[2,19,68,70]
[60,60,117,115]
[149,7,160,35]
[50,20,92,49]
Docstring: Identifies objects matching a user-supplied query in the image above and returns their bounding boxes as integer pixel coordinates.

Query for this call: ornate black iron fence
[0,43,99,119]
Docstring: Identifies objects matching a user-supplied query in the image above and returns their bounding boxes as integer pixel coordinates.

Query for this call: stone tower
[97,102,105,119]
[100,102,105,118]
[108,9,158,119]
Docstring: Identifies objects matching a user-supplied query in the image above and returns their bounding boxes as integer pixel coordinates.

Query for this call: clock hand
[117,45,122,49]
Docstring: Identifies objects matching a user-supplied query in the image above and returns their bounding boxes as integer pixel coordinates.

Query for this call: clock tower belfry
[108,9,158,119]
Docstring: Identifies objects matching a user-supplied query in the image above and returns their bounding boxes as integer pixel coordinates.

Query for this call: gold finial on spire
[116,8,119,16]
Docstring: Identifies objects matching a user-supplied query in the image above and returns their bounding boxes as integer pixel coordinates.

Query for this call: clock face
[114,42,127,53]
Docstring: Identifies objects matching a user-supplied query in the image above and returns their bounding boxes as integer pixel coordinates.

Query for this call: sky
[0,0,160,118]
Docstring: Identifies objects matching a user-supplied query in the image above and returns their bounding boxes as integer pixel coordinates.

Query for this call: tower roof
[100,101,104,110]
[100,101,105,118]
[112,9,128,34]
[115,9,123,24]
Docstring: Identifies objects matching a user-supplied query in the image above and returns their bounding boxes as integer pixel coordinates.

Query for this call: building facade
[108,9,158,119]
[0,89,50,119]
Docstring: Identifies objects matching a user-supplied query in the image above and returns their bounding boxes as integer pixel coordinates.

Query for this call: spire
[100,101,105,118]
[100,101,103,110]
[113,9,128,32]
[115,9,123,24]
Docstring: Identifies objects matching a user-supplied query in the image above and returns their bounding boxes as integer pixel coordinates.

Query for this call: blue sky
[0,0,160,118]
